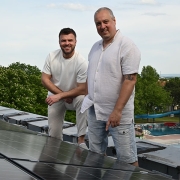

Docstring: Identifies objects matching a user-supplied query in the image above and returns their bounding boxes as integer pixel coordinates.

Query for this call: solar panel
[1,107,166,155]
[15,160,173,180]
[0,120,173,180]
[0,119,38,135]
[0,159,37,180]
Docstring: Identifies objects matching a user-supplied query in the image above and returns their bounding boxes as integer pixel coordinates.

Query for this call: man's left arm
[106,73,137,131]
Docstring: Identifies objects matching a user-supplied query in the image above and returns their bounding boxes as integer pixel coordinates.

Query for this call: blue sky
[0,0,180,74]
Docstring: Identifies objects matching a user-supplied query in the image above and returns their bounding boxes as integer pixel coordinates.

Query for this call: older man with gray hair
[81,7,141,166]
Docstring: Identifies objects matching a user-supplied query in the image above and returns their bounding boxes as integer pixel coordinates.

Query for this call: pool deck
[144,134,180,145]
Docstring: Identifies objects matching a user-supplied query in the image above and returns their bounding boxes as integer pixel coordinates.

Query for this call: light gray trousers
[48,95,87,140]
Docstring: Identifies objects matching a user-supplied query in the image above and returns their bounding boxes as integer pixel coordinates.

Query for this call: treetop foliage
[8,62,41,76]
[0,62,76,122]
[135,65,172,115]
[0,62,47,115]
[164,77,180,106]
[0,63,177,122]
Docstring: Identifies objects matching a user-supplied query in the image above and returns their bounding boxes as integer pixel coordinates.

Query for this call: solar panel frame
[13,160,174,180]
[0,159,38,180]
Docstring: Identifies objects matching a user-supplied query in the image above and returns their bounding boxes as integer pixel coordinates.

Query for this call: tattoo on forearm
[124,74,136,81]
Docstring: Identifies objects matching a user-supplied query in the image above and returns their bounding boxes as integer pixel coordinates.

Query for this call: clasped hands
[46,94,73,106]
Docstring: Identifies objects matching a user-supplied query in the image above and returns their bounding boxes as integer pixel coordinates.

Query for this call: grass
[135,116,180,124]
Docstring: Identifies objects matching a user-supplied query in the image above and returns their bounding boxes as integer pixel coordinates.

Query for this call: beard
[61,46,75,56]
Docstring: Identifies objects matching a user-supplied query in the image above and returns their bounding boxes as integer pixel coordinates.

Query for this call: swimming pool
[141,123,180,136]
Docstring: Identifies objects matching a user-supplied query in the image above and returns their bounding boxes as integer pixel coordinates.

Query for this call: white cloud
[142,12,166,16]
[139,0,159,5]
[62,3,87,11]
[46,3,56,8]
[46,3,95,11]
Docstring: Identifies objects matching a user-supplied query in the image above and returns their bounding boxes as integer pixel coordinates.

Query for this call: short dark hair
[59,28,76,39]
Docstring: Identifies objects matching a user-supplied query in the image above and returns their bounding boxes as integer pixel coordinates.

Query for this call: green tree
[134,74,144,115]
[0,62,76,122]
[164,77,180,109]
[135,66,172,115]
[9,62,41,76]
[0,63,47,115]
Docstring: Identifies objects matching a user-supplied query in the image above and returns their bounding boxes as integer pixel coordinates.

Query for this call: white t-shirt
[42,49,88,96]
[81,30,141,124]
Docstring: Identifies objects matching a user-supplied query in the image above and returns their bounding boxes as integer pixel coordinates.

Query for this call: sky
[0,0,180,74]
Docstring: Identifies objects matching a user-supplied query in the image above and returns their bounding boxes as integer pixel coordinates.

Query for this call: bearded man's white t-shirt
[42,49,88,96]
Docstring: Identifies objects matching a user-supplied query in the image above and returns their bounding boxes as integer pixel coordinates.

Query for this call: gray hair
[94,7,115,19]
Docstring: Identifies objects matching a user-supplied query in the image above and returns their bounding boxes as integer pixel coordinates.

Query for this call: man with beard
[41,28,88,149]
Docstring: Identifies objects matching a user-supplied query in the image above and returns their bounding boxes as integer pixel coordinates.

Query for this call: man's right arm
[41,72,62,94]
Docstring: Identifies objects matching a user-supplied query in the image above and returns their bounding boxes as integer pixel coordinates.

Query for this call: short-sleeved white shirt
[42,49,88,96]
[81,30,141,124]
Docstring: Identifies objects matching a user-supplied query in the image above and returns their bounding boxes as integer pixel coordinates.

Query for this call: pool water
[141,123,180,136]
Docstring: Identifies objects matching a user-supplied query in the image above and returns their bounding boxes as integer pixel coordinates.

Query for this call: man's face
[94,10,116,42]
[59,33,76,58]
